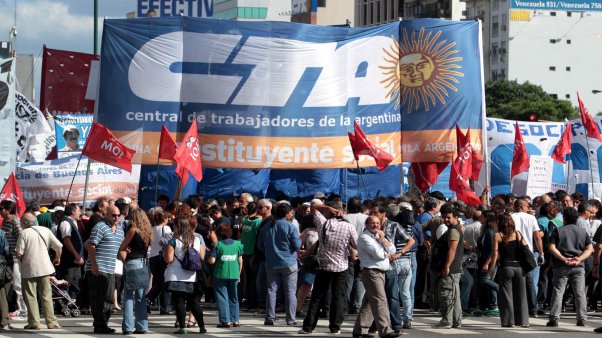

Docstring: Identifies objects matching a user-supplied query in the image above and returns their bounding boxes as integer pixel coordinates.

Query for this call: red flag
[158,125,178,161]
[82,122,136,173]
[578,93,602,141]
[410,162,448,191]
[551,123,572,164]
[456,125,483,180]
[449,159,482,206]
[0,173,26,217]
[347,121,393,171]
[173,120,203,182]
[511,121,530,178]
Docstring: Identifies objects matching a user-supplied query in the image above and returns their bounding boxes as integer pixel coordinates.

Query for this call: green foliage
[485,80,578,122]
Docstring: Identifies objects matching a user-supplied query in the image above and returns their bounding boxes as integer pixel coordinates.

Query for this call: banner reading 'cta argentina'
[399,19,484,162]
[97,17,482,168]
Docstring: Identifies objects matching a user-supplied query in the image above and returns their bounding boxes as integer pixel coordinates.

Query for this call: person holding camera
[299,202,357,335]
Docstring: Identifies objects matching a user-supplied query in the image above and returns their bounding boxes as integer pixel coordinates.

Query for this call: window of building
[566,94,571,99]
[363,2,368,25]
[550,94,558,99]
[549,66,556,71]
[550,39,558,43]
[492,16,499,38]
[567,39,572,44]
[377,1,381,22]
[237,7,267,19]
[491,43,499,64]
[493,0,499,10]
[566,66,571,71]
[567,11,572,16]
[318,0,327,7]
[550,11,556,16]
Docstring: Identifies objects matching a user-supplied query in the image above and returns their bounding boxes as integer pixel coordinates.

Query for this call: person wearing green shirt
[209,223,243,328]
[240,202,262,310]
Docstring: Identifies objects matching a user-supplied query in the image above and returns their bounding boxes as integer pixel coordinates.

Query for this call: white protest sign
[525,155,553,198]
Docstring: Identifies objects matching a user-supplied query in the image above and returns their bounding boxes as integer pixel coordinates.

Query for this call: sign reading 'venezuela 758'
[511,0,602,11]
[96,17,484,169]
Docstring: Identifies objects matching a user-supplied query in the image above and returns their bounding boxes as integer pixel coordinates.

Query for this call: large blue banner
[97,17,483,170]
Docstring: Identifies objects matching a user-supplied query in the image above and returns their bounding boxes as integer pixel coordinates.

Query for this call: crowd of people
[0,189,601,336]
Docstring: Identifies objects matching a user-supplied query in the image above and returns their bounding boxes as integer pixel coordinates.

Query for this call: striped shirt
[3,217,22,258]
[84,221,124,274]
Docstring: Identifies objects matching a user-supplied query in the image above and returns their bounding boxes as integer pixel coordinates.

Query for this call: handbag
[516,231,537,272]
[124,259,150,290]
[301,220,330,271]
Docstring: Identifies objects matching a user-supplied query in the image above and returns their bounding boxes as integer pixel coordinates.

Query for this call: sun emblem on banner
[380,28,464,112]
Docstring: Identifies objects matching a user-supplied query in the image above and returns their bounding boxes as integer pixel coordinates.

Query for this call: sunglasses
[110,214,121,217]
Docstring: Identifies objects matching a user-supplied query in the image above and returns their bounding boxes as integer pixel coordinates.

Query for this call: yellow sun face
[380,28,464,112]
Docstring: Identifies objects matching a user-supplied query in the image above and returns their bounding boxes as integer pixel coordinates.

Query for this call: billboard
[137,0,214,17]
[510,0,602,11]
[97,17,483,169]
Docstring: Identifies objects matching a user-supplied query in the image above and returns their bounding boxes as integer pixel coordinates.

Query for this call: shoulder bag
[516,231,537,272]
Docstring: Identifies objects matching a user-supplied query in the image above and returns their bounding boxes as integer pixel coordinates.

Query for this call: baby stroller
[50,277,81,317]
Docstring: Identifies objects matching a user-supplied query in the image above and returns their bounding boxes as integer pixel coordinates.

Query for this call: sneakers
[594,326,602,333]
[431,322,452,329]
[402,321,412,329]
[263,320,274,326]
[330,328,341,334]
[298,328,312,334]
[577,319,586,327]
[452,323,462,328]
[546,319,559,327]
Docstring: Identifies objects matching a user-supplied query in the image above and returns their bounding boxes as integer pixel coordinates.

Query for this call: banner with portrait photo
[54,114,93,154]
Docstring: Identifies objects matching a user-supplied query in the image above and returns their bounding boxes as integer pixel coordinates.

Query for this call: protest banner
[54,114,93,153]
[16,155,141,205]
[0,58,17,181]
[524,156,554,198]
[96,17,483,169]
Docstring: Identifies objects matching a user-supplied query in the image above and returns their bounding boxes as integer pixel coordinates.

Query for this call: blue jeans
[479,266,499,309]
[460,267,475,311]
[122,259,148,333]
[266,265,297,324]
[351,261,365,311]
[384,268,401,329]
[410,252,417,303]
[255,260,267,308]
[526,252,540,313]
[397,259,413,322]
[214,278,239,324]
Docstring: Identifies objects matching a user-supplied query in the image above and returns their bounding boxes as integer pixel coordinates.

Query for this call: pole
[356,161,361,199]
[356,161,369,199]
[82,0,99,213]
[94,0,98,55]
[584,135,595,195]
[154,156,160,206]
[66,153,85,203]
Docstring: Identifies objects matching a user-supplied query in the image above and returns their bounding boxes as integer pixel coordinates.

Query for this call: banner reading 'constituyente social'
[97,18,483,169]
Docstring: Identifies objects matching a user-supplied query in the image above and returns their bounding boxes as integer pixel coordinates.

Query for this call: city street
[2,308,602,337]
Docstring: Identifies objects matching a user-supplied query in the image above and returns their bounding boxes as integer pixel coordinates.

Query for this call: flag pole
[356,160,369,199]
[356,160,361,199]
[154,153,160,206]
[584,133,596,194]
[66,152,85,203]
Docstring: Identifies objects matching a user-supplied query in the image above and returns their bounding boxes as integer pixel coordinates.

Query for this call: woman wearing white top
[164,217,206,334]
[146,209,173,314]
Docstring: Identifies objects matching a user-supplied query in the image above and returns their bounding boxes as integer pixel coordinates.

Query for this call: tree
[485,80,578,121]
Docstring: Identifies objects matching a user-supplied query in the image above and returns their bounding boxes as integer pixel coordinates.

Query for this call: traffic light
[529,114,538,121]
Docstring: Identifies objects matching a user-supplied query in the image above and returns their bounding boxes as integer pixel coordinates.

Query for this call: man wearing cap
[37,201,65,229]
[314,192,326,203]
[61,126,80,151]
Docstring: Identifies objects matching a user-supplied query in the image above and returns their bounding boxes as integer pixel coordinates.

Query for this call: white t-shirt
[512,212,540,252]
[149,225,172,258]
[164,236,202,283]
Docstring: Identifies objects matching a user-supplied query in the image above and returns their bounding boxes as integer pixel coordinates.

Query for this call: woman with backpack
[164,217,206,334]
[119,208,152,334]
[208,223,243,328]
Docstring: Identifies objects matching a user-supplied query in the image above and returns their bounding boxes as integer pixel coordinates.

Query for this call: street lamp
[593,90,602,94]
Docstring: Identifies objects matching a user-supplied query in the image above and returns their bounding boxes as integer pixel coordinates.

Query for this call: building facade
[465,0,602,113]
[213,0,292,21]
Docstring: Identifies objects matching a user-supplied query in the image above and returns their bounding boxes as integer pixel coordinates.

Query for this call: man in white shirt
[15,212,63,330]
[352,216,400,338]
[512,198,544,316]
[344,197,368,314]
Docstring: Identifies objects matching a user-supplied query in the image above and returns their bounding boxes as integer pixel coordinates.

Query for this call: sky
[0,0,135,102]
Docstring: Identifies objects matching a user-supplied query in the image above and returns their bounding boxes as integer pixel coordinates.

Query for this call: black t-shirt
[126,231,148,260]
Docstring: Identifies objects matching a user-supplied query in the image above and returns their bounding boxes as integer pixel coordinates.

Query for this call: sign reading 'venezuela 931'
[511,0,602,11]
